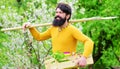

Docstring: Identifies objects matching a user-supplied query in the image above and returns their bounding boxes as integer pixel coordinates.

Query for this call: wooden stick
[1,16,117,31]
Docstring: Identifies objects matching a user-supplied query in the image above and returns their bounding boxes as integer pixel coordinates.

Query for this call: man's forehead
[56,8,63,12]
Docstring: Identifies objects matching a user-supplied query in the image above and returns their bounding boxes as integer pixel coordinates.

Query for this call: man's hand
[75,56,87,67]
[22,22,31,31]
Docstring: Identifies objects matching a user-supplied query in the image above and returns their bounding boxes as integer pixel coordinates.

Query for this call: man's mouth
[56,17,60,20]
[55,16,61,20]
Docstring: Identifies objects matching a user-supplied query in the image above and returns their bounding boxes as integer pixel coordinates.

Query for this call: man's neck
[60,21,68,28]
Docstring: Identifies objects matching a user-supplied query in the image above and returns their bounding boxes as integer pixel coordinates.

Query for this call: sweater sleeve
[72,26,94,58]
[29,27,51,41]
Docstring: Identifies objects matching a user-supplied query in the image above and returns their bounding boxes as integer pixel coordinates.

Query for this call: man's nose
[56,12,60,16]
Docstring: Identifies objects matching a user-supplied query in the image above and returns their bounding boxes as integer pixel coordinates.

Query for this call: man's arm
[23,22,51,41]
[29,27,51,41]
[72,26,94,58]
[71,26,94,67]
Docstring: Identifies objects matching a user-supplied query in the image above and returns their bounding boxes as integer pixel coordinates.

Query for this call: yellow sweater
[29,24,94,58]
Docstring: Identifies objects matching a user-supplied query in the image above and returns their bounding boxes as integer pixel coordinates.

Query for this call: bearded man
[23,3,94,68]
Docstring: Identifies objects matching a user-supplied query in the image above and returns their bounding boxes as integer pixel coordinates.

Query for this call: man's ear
[66,14,70,20]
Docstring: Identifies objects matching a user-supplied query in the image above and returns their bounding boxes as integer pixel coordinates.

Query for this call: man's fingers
[76,56,87,67]
[78,60,86,67]
[22,22,31,31]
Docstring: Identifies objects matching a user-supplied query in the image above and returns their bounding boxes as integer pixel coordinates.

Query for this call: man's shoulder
[69,24,77,29]
[68,24,82,33]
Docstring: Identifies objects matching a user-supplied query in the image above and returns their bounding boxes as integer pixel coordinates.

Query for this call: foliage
[0,0,120,69]
[76,0,120,68]
[52,52,66,62]
[0,30,9,68]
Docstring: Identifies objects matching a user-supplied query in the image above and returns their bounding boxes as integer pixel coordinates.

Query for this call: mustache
[54,16,63,19]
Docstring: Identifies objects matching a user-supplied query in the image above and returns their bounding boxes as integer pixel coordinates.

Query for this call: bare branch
[1,16,118,31]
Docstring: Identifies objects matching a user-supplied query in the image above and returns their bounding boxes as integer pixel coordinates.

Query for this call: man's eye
[60,12,63,14]
[56,11,63,14]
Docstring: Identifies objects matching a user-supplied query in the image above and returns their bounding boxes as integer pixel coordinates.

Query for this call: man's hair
[56,3,72,21]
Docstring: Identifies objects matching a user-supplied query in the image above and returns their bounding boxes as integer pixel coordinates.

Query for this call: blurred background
[0,0,120,69]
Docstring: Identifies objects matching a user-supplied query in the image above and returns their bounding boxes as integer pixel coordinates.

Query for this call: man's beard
[52,16,66,27]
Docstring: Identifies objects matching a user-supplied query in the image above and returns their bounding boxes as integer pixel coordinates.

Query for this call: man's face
[52,8,67,27]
